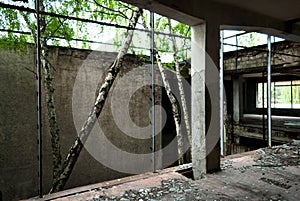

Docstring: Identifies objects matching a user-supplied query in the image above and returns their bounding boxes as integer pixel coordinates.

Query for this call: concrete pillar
[233,77,240,124]
[191,24,206,179]
[191,21,221,180]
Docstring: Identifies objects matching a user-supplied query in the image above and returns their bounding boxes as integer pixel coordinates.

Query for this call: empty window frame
[256,80,300,109]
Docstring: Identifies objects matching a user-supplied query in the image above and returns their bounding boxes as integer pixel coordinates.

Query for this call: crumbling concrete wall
[224,41,300,71]
[223,41,300,155]
[0,46,162,201]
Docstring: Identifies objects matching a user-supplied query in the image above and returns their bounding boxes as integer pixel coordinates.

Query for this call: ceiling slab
[121,0,300,41]
[213,0,300,21]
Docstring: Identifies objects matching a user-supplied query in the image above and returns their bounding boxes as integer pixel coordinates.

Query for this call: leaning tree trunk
[41,41,62,180]
[20,1,62,185]
[141,15,184,164]
[155,52,184,164]
[41,39,62,184]
[49,7,143,193]
[167,18,191,162]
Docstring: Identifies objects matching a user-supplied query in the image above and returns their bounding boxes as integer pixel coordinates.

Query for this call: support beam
[267,35,272,147]
[191,24,206,179]
[220,31,224,157]
[233,77,240,124]
[150,11,155,172]
[191,21,221,180]
[205,21,221,173]
[35,0,43,197]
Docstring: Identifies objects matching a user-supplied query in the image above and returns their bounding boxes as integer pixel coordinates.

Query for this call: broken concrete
[27,142,300,201]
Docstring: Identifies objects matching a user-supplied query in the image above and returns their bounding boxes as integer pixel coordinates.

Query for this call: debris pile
[220,159,233,170]
[88,141,300,201]
[254,140,300,168]
[93,179,205,201]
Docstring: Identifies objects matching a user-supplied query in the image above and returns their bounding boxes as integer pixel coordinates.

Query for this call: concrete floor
[27,142,300,201]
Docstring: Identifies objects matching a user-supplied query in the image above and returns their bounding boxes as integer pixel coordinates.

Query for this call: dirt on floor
[30,141,300,201]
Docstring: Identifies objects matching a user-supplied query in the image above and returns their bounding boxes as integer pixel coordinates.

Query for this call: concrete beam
[204,21,221,173]
[118,0,204,26]
[233,77,240,124]
[191,21,221,179]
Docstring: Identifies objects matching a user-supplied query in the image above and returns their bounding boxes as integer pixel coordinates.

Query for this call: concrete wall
[0,46,162,201]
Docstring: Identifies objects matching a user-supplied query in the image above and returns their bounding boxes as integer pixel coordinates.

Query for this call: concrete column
[191,21,220,180]
[233,77,240,124]
[191,24,206,179]
[205,21,221,173]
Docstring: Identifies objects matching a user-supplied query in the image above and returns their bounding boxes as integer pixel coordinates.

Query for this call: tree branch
[93,0,130,21]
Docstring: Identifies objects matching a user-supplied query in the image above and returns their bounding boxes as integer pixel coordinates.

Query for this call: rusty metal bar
[150,11,156,172]
[36,0,43,198]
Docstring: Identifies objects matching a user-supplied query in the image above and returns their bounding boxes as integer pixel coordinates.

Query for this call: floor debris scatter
[93,178,205,201]
[254,140,300,168]
[28,142,300,201]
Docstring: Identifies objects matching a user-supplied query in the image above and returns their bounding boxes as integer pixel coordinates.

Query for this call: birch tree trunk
[155,52,184,164]
[50,7,143,193]
[21,1,62,185]
[167,18,191,160]
[41,38,62,185]
[141,16,184,164]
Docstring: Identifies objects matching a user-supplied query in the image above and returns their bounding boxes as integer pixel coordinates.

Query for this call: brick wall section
[224,41,300,71]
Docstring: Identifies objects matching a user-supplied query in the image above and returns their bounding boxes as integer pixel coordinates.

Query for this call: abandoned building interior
[0,0,300,200]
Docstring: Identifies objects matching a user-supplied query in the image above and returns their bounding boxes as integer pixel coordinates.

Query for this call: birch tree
[0,0,140,191]
[0,0,77,186]
[50,7,143,193]
[141,15,184,164]
[167,18,191,160]
[21,1,63,185]
[0,0,192,192]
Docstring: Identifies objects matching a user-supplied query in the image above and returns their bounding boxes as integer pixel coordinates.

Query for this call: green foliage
[163,61,175,70]
[0,0,191,57]
[0,32,28,53]
[239,32,261,47]
[173,23,191,37]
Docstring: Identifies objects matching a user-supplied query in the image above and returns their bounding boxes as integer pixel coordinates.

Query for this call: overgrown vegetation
[0,0,192,194]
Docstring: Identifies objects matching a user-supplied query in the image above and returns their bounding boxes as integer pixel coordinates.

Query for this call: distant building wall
[224,41,300,71]
[223,41,300,155]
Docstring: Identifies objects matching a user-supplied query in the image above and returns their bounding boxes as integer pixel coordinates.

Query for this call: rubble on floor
[94,179,204,201]
[254,140,300,168]
[29,142,300,201]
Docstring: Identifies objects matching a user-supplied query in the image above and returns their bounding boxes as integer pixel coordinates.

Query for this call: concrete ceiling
[121,0,300,41]
[213,0,300,21]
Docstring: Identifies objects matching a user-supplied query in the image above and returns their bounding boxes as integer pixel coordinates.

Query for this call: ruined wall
[224,41,300,71]
[0,46,162,201]
[223,41,300,155]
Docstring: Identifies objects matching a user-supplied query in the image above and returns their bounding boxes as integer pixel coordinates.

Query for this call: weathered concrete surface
[121,0,300,42]
[191,22,221,179]
[224,41,300,71]
[26,142,300,201]
[0,46,163,201]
